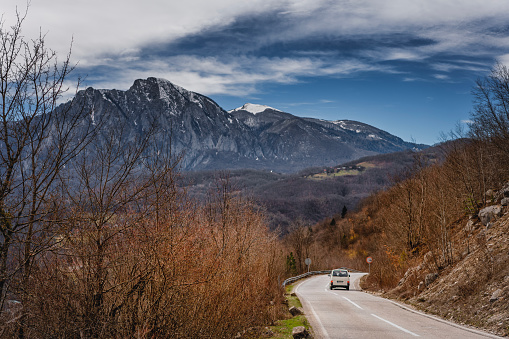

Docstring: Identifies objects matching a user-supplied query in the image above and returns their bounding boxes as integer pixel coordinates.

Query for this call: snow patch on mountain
[333,120,367,133]
[155,77,203,107]
[230,103,281,115]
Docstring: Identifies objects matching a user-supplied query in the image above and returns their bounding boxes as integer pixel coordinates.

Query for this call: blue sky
[4,0,509,145]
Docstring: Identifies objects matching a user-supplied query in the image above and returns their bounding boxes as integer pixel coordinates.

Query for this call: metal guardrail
[282,267,364,288]
[282,270,330,288]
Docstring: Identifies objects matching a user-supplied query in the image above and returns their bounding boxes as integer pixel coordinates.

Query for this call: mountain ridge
[62,77,427,172]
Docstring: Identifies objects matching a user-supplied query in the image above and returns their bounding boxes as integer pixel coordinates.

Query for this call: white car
[329,269,350,290]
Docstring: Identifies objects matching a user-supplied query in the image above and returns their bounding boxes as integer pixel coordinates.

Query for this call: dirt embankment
[387,206,509,337]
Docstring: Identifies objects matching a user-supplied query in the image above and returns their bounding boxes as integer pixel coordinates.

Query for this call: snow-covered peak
[230,103,280,115]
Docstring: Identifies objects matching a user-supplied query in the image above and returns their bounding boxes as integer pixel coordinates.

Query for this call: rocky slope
[59,77,426,173]
[392,183,509,336]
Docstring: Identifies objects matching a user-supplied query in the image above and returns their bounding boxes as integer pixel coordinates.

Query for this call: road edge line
[384,299,504,338]
[371,313,420,337]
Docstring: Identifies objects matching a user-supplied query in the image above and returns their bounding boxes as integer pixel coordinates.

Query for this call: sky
[4,0,509,145]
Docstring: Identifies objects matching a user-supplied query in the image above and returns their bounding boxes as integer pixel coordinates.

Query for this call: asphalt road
[294,273,502,339]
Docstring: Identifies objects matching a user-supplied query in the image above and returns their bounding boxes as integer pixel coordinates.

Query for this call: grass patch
[267,284,310,338]
[307,162,379,180]
[356,161,377,169]
[269,315,310,338]
[285,285,303,308]
[308,169,360,180]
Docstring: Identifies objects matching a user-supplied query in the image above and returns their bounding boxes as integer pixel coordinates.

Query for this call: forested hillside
[183,147,443,231]
[282,65,509,336]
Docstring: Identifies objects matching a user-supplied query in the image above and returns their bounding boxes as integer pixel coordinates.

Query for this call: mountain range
[60,77,426,172]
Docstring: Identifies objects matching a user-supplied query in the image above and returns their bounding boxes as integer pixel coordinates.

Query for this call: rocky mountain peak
[128,77,191,103]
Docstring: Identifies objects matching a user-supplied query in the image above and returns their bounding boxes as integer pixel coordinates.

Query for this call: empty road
[294,273,502,339]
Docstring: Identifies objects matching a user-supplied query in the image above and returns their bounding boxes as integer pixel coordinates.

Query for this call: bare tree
[285,219,313,273]
[0,8,92,336]
[470,63,509,159]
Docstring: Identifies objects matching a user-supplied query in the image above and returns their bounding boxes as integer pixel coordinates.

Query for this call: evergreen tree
[286,252,297,275]
[341,205,348,218]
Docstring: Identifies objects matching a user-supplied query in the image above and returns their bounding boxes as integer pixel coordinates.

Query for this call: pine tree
[341,205,348,218]
[286,252,297,275]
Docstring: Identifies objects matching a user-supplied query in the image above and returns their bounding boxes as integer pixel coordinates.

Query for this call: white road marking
[371,313,420,337]
[342,296,363,309]
[324,282,330,292]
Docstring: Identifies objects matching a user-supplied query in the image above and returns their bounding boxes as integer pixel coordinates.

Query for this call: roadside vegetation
[226,286,310,339]
[282,64,509,335]
[266,285,310,339]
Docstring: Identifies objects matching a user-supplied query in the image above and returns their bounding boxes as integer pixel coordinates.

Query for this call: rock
[399,266,417,285]
[464,219,476,232]
[478,205,502,226]
[495,182,509,201]
[292,326,310,339]
[502,184,509,197]
[422,251,434,268]
[425,273,438,286]
[490,289,503,302]
[289,306,302,316]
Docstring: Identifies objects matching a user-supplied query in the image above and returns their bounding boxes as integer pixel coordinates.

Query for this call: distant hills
[184,145,446,230]
[59,77,427,173]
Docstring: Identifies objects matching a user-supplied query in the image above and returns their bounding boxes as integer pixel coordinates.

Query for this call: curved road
[294,273,502,339]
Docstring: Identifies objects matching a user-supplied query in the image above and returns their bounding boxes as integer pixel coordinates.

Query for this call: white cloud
[497,54,509,67]
[403,77,425,82]
[3,0,281,63]
[431,62,489,73]
[4,0,509,95]
[79,55,388,95]
[5,0,509,62]
[433,74,449,80]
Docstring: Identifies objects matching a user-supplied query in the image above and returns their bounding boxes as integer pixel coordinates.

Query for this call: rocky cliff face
[61,77,426,172]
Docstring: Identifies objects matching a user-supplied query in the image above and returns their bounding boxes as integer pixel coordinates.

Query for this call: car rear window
[333,270,348,277]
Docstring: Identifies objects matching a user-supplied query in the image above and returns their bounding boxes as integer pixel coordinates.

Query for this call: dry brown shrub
[4,172,285,338]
